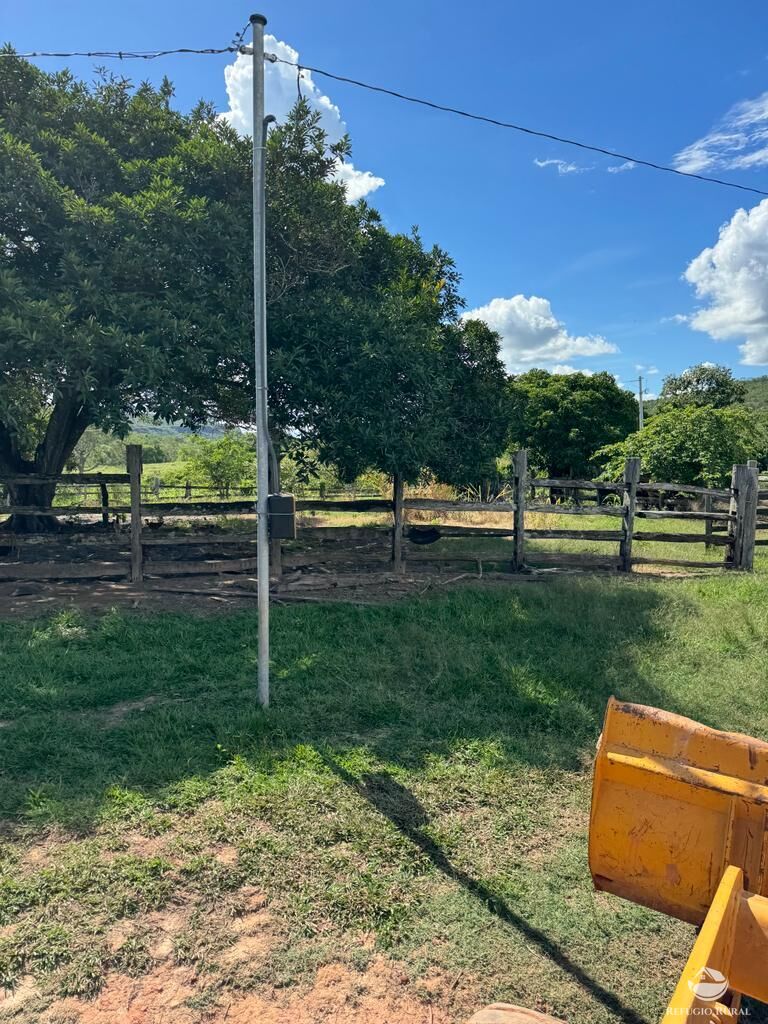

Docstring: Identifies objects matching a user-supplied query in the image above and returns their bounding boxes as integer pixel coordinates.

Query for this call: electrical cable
[3,38,766,197]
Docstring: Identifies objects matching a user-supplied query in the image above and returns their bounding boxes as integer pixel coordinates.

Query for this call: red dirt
[46,957,452,1024]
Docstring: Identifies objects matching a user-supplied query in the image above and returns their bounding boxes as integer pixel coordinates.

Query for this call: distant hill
[131,418,227,439]
[742,376,768,411]
[643,375,768,419]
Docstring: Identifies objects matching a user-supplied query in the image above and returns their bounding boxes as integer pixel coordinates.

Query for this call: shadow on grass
[324,759,647,1024]
[0,577,686,829]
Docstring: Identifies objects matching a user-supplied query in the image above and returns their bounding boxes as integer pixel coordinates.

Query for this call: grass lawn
[1,573,768,1022]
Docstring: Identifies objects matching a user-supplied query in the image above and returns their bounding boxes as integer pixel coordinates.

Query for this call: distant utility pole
[251,12,271,709]
[638,375,644,431]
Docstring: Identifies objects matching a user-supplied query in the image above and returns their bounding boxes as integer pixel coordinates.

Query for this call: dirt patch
[0,570,550,620]
[96,697,161,728]
[219,958,453,1024]
[49,964,199,1024]
[43,956,454,1024]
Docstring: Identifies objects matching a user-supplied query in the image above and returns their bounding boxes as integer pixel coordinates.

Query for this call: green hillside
[742,375,768,411]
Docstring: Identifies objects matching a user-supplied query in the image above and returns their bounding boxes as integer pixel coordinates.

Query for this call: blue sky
[7,0,768,396]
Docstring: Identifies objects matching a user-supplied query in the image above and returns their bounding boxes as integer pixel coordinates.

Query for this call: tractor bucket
[589,698,768,926]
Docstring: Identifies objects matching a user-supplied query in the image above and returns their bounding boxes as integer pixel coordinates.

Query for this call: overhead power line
[4,40,767,198]
[268,55,768,199]
[3,47,238,60]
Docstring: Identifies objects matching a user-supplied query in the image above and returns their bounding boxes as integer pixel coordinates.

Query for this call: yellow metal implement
[590,698,768,1014]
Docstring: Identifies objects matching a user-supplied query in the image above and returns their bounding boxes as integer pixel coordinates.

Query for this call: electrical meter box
[268,492,296,540]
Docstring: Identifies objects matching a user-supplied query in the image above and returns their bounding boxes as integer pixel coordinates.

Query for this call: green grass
[1,577,768,1021]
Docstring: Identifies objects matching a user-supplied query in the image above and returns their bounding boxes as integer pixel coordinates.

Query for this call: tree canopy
[0,58,510,528]
[595,405,766,486]
[0,53,253,526]
[658,363,747,410]
[507,370,637,477]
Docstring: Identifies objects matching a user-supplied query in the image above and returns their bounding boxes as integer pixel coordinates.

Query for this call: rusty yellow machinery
[470,699,768,1023]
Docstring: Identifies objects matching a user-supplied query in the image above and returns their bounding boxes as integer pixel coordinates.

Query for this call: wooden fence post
[99,481,110,526]
[704,493,713,550]
[127,445,143,583]
[619,457,641,571]
[391,473,405,574]
[728,463,759,570]
[268,439,282,580]
[511,449,527,571]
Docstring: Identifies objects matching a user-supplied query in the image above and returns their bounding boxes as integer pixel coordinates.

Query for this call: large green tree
[508,370,637,477]
[595,405,765,487]
[1,60,510,531]
[0,55,253,529]
[658,363,747,410]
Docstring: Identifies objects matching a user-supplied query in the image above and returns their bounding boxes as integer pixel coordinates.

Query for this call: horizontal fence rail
[0,448,762,581]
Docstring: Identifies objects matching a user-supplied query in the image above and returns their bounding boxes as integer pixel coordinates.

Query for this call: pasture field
[1,572,768,1022]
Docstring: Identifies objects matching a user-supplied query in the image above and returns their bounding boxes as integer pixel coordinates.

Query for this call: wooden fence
[0,446,762,582]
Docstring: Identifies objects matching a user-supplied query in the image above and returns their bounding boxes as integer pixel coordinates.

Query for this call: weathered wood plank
[635,510,734,521]
[141,533,258,546]
[619,457,641,571]
[631,557,731,568]
[139,501,256,515]
[512,450,527,571]
[411,526,515,538]
[1,506,132,516]
[632,531,730,545]
[0,533,125,547]
[526,529,622,540]
[525,504,626,517]
[296,498,392,512]
[392,474,404,574]
[529,478,623,491]
[127,445,143,584]
[143,557,261,576]
[635,482,731,499]
[403,498,517,512]
[0,561,129,580]
[0,473,130,485]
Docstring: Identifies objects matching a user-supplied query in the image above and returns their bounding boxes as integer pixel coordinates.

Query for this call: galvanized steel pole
[251,13,270,707]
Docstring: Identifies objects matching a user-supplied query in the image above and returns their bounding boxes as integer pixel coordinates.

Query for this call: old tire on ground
[467,1004,566,1024]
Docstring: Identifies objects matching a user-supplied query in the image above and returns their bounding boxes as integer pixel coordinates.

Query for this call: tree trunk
[5,480,59,534]
[0,396,90,534]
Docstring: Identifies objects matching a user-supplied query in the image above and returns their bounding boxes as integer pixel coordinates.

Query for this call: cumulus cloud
[550,364,594,375]
[222,36,384,202]
[462,294,617,373]
[683,198,768,364]
[635,363,659,375]
[607,160,636,174]
[533,157,589,175]
[674,92,768,173]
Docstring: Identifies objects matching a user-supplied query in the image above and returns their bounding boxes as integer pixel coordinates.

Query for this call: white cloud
[683,198,768,364]
[607,161,636,174]
[533,157,589,175]
[222,36,384,202]
[462,294,617,373]
[674,92,768,173]
[550,364,594,375]
[634,363,659,375]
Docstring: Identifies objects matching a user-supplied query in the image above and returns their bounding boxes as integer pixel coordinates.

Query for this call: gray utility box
[268,492,296,540]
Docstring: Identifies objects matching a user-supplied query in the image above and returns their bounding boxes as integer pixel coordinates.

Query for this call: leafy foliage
[659,363,747,410]
[508,370,637,477]
[0,55,253,473]
[1,62,510,524]
[180,432,254,498]
[595,405,767,486]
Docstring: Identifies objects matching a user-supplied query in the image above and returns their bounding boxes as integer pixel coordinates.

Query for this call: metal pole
[251,12,270,708]
[638,375,644,431]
